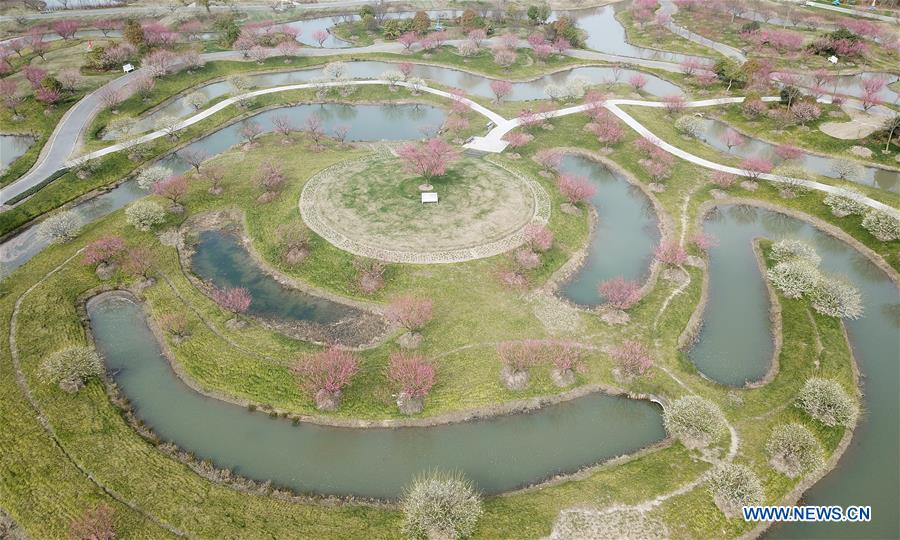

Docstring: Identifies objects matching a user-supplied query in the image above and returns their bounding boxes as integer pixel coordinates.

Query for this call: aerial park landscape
[0,0,897,538]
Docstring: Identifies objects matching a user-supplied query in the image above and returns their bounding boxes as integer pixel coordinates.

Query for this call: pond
[0,178,143,279]
[110,62,682,139]
[556,154,660,306]
[157,103,446,171]
[692,205,899,537]
[696,117,900,193]
[190,229,357,325]
[87,292,666,499]
[0,134,36,173]
[1,103,444,279]
[560,4,704,63]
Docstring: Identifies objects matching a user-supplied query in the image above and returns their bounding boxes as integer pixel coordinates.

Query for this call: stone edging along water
[86,285,666,430]
[81,290,674,502]
[299,154,551,264]
[85,292,676,505]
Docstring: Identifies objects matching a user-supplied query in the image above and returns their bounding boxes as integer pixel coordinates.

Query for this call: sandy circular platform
[300,154,550,263]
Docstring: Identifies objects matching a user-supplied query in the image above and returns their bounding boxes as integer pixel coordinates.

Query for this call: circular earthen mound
[300,155,550,263]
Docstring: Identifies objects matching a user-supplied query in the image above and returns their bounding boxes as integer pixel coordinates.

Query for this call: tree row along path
[803,0,900,24]
[657,0,748,62]
[0,38,689,207]
[0,0,396,22]
[479,95,900,217]
[1,45,896,220]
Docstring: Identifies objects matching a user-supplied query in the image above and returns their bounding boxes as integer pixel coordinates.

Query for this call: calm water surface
[191,230,357,324]
[0,134,36,173]
[694,205,899,538]
[88,293,666,499]
[557,154,659,305]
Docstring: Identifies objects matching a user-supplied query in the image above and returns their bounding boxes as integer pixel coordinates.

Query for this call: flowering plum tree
[497,340,542,390]
[152,175,189,209]
[489,79,513,102]
[611,340,652,377]
[655,240,687,265]
[556,174,596,205]
[548,341,585,387]
[210,287,252,313]
[523,224,553,252]
[397,139,460,182]
[598,277,641,310]
[292,347,359,410]
[387,352,435,414]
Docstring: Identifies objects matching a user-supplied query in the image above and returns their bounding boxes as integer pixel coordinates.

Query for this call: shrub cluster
[765,240,863,319]
[401,470,483,540]
[663,395,727,449]
[706,463,764,518]
[770,239,820,265]
[674,115,704,138]
[125,200,166,232]
[497,340,586,390]
[861,210,900,242]
[810,276,863,319]
[39,346,103,393]
[37,210,81,243]
[796,378,858,427]
[823,190,866,218]
[766,423,824,478]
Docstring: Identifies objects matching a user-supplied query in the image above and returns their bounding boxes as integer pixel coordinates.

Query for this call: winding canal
[694,205,899,538]
[88,292,666,500]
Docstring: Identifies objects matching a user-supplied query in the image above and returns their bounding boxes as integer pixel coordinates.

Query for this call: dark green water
[697,206,899,539]
[191,229,357,325]
[558,155,659,306]
[87,293,666,499]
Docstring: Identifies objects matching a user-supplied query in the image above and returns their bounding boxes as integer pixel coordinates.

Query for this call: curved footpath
[0,39,689,207]
[477,95,900,217]
[804,0,900,24]
[658,0,747,62]
[1,44,897,220]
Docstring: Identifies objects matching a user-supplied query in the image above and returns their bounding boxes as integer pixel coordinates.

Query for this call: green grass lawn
[671,9,899,72]
[616,9,725,60]
[0,34,893,538]
[0,100,876,537]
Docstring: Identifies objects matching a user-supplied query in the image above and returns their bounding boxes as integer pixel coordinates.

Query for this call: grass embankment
[671,9,899,72]
[713,103,899,169]
[1,39,118,187]
[615,9,724,60]
[1,97,873,537]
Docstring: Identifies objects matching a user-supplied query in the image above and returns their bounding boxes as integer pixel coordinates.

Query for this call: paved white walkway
[0,79,502,204]
[804,1,900,23]
[478,95,899,218]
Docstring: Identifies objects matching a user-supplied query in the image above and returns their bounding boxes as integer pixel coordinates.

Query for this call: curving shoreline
[80,289,670,502]
[541,147,671,311]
